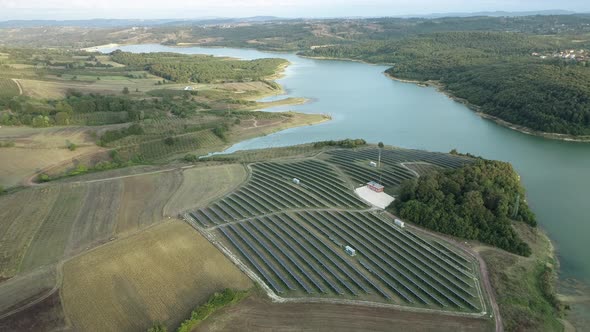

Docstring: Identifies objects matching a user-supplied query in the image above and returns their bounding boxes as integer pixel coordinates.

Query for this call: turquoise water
[101,44,590,288]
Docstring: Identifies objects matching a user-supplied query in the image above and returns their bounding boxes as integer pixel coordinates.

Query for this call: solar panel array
[190,159,367,227]
[186,148,483,312]
[324,148,472,187]
[215,211,480,311]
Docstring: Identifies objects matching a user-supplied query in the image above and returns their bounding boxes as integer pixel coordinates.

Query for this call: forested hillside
[110,51,287,83]
[392,157,536,256]
[303,32,590,135]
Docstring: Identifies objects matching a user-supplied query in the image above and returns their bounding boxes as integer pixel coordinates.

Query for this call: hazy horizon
[1,0,589,21]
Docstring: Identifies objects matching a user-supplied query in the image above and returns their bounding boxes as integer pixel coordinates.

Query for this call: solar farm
[321,148,472,187]
[186,147,487,314]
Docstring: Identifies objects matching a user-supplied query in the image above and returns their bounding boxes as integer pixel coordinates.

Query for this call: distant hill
[0,16,284,28]
[412,10,578,18]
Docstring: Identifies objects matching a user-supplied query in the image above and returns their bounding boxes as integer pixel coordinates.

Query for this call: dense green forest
[110,51,287,83]
[302,32,590,135]
[392,158,536,256]
[2,14,590,49]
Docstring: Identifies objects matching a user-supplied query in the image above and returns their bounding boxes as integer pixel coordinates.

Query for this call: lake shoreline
[298,54,395,66]
[384,72,590,143]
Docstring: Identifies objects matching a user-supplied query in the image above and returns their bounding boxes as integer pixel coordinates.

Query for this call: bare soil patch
[0,289,65,332]
[196,295,493,332]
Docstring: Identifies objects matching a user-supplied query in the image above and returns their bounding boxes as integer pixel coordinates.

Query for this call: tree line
[392,157,536,256]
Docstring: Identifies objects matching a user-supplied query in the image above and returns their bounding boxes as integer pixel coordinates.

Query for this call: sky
[1,0,589,20]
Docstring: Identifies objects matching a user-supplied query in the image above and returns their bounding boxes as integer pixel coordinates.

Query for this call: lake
[101,43,590,311]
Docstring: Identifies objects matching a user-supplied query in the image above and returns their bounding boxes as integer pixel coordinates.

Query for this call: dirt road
[11,79,22,96]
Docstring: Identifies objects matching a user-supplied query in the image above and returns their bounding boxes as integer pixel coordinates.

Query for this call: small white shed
[345,245,356,256]
[369,161,377,167]
[292,178,301,185]
[394,219,405,228]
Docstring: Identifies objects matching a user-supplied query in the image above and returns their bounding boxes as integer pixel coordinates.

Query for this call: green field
[0,78,19,97]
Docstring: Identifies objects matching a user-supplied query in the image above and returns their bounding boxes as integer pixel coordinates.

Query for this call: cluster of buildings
[531,49,587,62]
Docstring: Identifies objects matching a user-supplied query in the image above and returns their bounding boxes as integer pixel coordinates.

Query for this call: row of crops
[0,78,20,98]
[190,159,368,227]
[214,211,481,311]
[116,129,224,162]
[70,111,129,126]
[323,148,472,187]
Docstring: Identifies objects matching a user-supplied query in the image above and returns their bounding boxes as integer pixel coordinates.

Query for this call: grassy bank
[175,289,249,332]
[480,223,565,331]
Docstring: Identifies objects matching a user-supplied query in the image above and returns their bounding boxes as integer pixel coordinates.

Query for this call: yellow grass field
[0,146,102,188]
[0,126,106,188]
[61,220,252,332]
[18,76,180,99]
[164,164,247,216]
[116,171,183,234]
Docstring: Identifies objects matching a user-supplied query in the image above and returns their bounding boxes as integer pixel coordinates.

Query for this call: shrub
[184,154,199,162]
[39,174,51,182]
[66,140,77,151]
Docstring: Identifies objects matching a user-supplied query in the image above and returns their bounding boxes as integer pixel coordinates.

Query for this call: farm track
[11,79,22,96]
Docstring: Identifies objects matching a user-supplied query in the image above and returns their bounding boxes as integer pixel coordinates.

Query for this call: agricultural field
[115,171,183,235]
[0,267,56,317]
[61,220,252,332]
[196,294,493,332]
[0,289,65,332]
[0,162,258,330]
[0,162,243,279]
[0,78,20,97]
[0,125,108,188]
[0,186,61,278]
[164,164,247,216]
[18,75,174,99]
[111,112,325,163]
[0,47,326,186]
[188,147,489,316]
